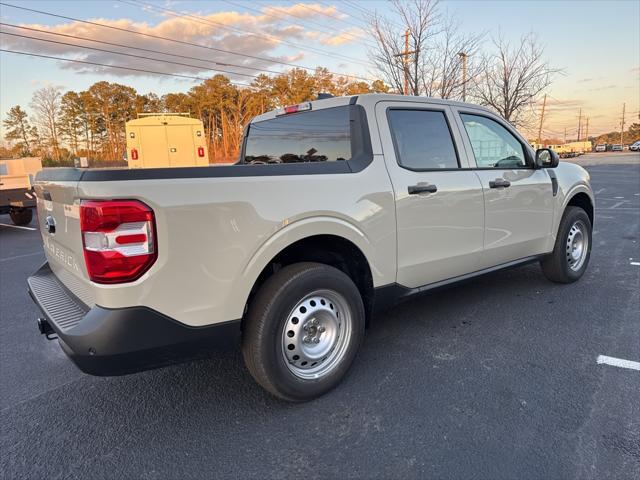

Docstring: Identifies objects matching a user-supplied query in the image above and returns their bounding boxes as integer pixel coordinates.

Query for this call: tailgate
[34,173,95,307]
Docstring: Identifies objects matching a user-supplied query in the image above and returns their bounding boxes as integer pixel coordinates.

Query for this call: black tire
[540,206,592,283]
[9,208,33,226]
[242,262,365,402]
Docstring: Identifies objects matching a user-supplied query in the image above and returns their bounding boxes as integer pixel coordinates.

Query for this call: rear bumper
[27,262,241,376]
[0,187,37,211]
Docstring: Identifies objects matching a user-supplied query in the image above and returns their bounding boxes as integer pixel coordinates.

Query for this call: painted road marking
[0,251,43,263]
[630,262,640,266]
[0,223,36,231]
[614,196,624,199]
[595,188,606,194]
[610,201,626,209]
[597,355,640,371]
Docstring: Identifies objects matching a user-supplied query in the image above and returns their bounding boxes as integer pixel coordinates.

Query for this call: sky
[1,0,639,141]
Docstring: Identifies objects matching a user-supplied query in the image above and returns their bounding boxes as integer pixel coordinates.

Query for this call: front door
[453,109,554,268]
[376,101,485,288]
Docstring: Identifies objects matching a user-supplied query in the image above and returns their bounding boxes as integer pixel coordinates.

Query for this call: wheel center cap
[303,318,325,344]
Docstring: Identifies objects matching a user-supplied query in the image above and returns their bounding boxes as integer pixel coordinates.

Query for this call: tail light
[197,146,205,157]
[131,149,139,160]
[80,200,157,284]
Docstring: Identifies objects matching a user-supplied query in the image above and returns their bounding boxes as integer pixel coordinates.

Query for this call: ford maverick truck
[28,94,594,401]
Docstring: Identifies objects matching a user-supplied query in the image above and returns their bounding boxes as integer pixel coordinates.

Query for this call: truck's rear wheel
[540,206,592,283]
[9,208,33,226]
[242,262,365,402]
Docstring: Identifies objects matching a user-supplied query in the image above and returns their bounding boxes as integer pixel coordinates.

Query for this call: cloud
[0,3,361,81]
[319,27,365,46]
[544,97,582,113]
[587,84,618,91]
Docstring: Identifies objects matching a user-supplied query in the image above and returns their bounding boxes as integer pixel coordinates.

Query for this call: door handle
[408,184,438,194]
[489,178,511,189]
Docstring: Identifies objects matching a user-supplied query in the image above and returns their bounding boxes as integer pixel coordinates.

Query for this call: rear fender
[233,216,377,316]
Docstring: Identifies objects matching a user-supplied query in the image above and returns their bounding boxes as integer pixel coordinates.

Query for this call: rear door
[376,101,485,288]
[166,124,195,167]
[139,125,169,168]
[452,108,554,268]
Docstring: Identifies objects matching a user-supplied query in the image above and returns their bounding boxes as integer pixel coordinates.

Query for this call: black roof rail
[317,93,334,100]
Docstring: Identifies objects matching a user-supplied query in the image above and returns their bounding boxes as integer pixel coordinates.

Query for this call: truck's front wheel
[242,262,365,402]
[9,208,33,226]
[540,206,592,283]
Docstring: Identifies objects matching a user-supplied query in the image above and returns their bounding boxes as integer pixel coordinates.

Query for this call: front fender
[551,162,595,243]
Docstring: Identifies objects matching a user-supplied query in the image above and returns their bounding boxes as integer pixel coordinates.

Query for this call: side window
[387,109,459,170]
[460,114,527,168]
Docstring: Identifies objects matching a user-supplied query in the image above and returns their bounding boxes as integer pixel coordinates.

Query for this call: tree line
[4,0,636,164]
[2,68,388,164]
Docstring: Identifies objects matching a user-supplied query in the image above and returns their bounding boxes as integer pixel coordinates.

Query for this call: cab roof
[250,93,494,124]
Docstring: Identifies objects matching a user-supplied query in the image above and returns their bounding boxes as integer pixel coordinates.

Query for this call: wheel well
[567,192,594,225]
[246,235,374,326]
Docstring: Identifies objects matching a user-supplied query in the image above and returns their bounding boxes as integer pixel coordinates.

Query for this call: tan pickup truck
[0,156,41,225]
[27,94,594,401]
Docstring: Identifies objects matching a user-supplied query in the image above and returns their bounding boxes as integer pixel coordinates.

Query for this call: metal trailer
[125,113,209,169]
[0,157,42,225]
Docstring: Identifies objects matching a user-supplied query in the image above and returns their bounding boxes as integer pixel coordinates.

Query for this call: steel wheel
[566,219,589,272]
[281,289,353,380]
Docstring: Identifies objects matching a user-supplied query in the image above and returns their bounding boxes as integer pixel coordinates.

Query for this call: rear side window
[460,114,527,168]
[387,110,459,170]
[244,106,351,164]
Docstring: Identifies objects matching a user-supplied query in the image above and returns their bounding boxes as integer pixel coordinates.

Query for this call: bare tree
[368,0,484,100]
[369,0,441,95]
[472,33,558,127]
[422,16,484,100]
[30,86,62,160]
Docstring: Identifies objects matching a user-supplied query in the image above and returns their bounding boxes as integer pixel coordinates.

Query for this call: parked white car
[28,94,594,401]
[595,144,607,152]
[629,141,640,151]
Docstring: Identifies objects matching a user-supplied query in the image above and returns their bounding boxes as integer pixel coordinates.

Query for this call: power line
[0,48,251,86]
[314,1,375,31]
[0,2,371,81]
[122,0,373,68]
[340,0,403,29]
[0,22,285,76]
[0,31,263,79]
[222,0,374,49]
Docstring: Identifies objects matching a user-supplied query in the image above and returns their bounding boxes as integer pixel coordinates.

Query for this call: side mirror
[535,148,559,169]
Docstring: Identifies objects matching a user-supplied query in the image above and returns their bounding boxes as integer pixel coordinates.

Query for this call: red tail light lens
[131,149,139,160]
[80,200,157,284]
[197,146,205,157]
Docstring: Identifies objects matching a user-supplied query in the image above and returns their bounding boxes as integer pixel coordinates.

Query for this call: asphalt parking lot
[1,153,639,479]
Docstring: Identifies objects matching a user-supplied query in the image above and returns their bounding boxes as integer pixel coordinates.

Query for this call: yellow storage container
[125,113,208,168]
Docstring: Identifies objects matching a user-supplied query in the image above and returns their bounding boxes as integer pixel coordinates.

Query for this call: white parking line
[597,355,640,371]
[0,251,43,263]
[609,201,626,209]
[595,188,606,194]
[0,223,36,231]
[630,262,640,266]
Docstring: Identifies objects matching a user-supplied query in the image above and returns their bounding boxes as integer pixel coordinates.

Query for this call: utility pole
[577,108,582,142]
[585,117,589,143]
[564,127,567,144]
[537,94,547,145]
[458,51,468,102]
[620,103,626,147]
[394,29,418,95]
